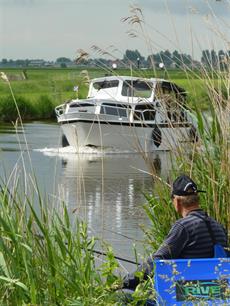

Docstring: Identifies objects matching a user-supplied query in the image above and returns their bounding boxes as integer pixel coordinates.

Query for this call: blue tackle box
[154,258,230,305]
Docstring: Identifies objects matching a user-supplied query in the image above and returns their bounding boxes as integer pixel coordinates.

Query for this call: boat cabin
[87,76,186,104]
[56,76,188,124]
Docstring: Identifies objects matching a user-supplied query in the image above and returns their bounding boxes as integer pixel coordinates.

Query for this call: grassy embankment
[0,67,216,122]
[0,68,86,121]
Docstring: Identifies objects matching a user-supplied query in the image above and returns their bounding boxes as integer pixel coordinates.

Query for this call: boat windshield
[68,102,96,113]
[69,103,95,108]
[93,80,119,90]
[121,80,152,98]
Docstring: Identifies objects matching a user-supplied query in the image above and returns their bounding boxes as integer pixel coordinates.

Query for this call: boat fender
[61,134,69,147]
[152,127,162,147]
[189,125,198,143]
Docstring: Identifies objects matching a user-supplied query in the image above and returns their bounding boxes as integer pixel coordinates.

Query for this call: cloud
[140,0,230,16]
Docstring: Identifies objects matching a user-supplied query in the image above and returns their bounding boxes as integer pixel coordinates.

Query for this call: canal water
[0,121,172,272]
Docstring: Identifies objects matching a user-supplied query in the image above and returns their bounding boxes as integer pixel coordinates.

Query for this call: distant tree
[210,49,218,67]
[123,49,145,66]
[147,51,173,68]
[25,59,30,67]
[146,54,159,68]
[147,51,174,68]
[94,58,110,66]
[159,50,173,67]
[172,50,181,68]
[56,57,72,68]
[1,58,8,64]
[147,50,195,69]
[218,50,227,70]
[146,54,154,68]
[56,57,72,63]
[15,59,27,67]
[180,53,192,67]
[201,50,212,67]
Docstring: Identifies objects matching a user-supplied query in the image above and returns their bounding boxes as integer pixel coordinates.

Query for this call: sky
[0,0,229,61]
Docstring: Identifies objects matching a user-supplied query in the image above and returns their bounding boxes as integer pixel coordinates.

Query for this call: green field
[0,67,217,122]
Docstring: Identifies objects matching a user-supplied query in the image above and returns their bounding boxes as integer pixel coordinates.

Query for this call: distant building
[28,59,45,67]
[44,61,54,67]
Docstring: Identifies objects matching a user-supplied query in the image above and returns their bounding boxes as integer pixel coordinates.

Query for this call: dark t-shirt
[154,209,227,259]
[123,209,227,290]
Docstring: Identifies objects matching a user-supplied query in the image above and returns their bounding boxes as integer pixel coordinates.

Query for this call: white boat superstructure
[55,76,196,152]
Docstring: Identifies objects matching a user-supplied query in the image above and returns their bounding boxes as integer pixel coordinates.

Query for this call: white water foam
[35,145,134,157]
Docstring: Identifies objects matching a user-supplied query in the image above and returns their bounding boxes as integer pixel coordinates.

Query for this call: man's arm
[153,221,189,259]
[122,221,189,290]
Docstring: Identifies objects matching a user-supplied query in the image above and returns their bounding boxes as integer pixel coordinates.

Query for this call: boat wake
[35,145,134,157]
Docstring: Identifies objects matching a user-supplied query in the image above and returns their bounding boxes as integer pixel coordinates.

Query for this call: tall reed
[117,4,230,251]
[0,182,122,305]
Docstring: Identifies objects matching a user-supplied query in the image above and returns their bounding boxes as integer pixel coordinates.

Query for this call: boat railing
[100,104,131,118]
[134,109,156,121]
[100,104,156,122]
[55,104,65,117]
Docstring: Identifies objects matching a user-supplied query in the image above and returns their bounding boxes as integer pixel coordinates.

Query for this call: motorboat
[55,76,197,152]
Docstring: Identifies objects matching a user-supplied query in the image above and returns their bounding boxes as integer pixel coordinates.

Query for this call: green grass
[0,68,90,121]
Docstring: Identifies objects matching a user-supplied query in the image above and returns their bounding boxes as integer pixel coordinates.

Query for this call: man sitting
[123,174,228,290]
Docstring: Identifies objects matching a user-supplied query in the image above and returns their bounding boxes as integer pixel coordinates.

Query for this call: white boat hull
[61,120,192,152]
[55,76,196,153]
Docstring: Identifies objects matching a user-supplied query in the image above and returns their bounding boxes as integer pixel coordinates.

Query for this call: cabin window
[100,103,130,117]
[69,103,94,108]
[68,102,96,113]
[134,104,156,121]
[93,80,119,90]
[121,80,152,98]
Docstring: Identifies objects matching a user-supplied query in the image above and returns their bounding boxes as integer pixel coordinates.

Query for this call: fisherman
[122,174,228,290]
